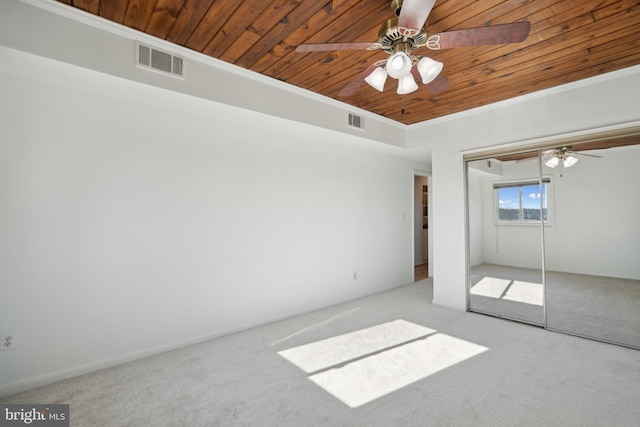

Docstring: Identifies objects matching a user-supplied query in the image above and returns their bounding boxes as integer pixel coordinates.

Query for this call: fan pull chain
[399,77,405,115]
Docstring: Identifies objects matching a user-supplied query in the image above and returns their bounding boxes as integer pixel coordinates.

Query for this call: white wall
[409,65,640,310]
[0,47,421,395]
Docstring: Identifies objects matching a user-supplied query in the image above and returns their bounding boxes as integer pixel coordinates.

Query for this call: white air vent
[348,113,364,130]
[135,42,184,78]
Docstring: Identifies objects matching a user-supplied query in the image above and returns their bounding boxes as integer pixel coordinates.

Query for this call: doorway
[414,173,430,281]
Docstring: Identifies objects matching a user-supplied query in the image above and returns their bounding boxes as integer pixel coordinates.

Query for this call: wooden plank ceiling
[58,0,640,125]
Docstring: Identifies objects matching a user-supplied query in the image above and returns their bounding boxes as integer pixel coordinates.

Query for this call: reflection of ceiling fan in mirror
[541,147,603,169]
[295,0,531,97]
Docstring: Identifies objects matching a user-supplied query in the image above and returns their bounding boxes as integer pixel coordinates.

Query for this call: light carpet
[2,279,640,426]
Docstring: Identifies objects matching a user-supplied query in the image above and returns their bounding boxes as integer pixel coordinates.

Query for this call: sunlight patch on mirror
[278,320,488,407]
[470,276,512,298]
[471,276,543,306]
[502,280,543,306]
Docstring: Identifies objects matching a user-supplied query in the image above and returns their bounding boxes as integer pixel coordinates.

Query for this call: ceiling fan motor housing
[377,17,427,54]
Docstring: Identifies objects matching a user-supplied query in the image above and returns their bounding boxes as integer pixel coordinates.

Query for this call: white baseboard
[0,329,238,398]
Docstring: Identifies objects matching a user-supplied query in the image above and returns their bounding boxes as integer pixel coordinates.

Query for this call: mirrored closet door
[543,142,640,348]
[466,140,640,349]
[467,151,546,327]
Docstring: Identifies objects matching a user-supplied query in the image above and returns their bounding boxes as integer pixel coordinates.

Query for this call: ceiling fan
[296,0,531,97]
[511,146,603,177]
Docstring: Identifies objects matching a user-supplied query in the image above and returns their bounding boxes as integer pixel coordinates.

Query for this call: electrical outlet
[1,333,16,351]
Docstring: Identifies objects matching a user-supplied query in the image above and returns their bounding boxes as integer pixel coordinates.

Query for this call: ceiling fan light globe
[544,156,559,168]
[563,156,578,167]
[397,73,418,95]
[417,57,443,84]
[364,67,388,92]
[391,55,404,70]
[386,51,412,79]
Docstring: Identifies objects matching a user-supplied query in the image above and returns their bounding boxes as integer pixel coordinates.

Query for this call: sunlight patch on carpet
[279,320,488,407]
[279,319,435,373]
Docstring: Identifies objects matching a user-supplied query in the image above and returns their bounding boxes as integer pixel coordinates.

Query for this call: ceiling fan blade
[296,42,375,52]
[338,65,378,97]
[573,152,603,158]
[425,74,449,95]
[397,0,437,37]
[408,68,448,95]
[429,22,531,50]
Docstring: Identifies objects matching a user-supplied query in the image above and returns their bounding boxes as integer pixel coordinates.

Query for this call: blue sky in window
[498,187,519,209]
[522,184,542,209]
[498,185,547,209]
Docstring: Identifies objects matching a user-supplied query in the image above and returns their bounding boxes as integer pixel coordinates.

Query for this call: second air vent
[348,113,364,130]
[136,42,184,78]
